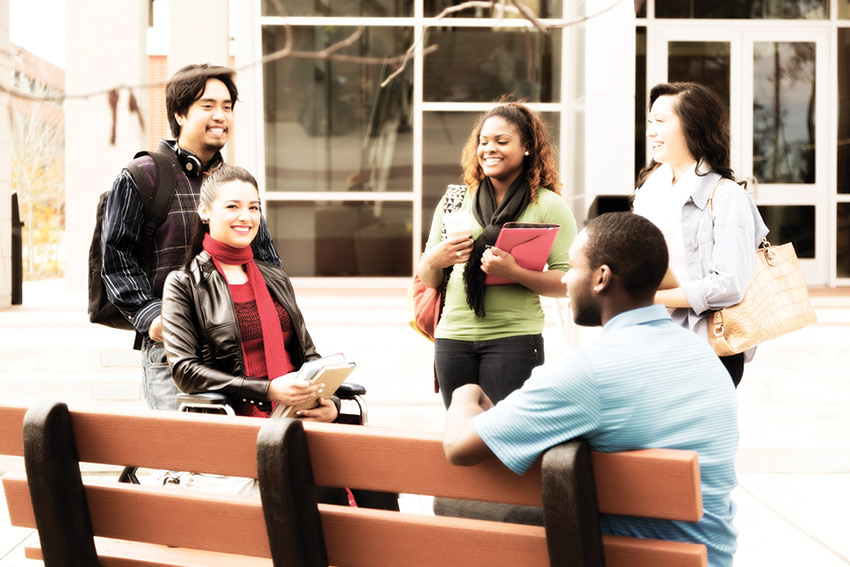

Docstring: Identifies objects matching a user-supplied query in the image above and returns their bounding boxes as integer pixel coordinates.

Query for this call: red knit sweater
[230,281,295,416]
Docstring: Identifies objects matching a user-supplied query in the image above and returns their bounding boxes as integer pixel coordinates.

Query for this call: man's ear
[593,265,612,293]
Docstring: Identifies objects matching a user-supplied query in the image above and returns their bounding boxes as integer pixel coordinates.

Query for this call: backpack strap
[125,151,176,275]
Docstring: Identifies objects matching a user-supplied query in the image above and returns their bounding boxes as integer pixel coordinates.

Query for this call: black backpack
[88,151,175,329]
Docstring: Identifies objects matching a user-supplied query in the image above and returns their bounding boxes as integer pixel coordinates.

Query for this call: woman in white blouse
[633,82,768,387]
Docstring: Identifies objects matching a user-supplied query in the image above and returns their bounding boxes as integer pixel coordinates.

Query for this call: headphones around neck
[175,145,202,175]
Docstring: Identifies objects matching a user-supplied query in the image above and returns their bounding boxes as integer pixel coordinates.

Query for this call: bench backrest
[265,419,707,567]
[1,404,707,567]
[1,402,274,566]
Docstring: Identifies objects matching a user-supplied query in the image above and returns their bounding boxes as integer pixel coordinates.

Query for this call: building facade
[239,0,849,286]
[35,0,850,293]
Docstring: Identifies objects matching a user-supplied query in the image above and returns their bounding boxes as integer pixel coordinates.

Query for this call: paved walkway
[1,279,849,565]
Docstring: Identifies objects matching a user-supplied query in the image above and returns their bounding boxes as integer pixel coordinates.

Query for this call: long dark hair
[185,164,260,263]
[637,82,734,188]
[460,96,561,202]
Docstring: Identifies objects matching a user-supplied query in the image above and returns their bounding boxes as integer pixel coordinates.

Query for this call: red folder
[484,222,561,285]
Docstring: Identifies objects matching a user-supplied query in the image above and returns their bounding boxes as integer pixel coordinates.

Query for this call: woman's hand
[431,236,474,269]
[480,247,566,297]
[267,373,322,406]
[417,236,474,288]
[480,246,518,280]
[295,396,339,423]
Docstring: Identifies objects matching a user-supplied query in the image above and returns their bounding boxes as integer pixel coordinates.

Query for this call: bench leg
[541,439,606,567]
[23,401,100,567]
[257,418,328,567]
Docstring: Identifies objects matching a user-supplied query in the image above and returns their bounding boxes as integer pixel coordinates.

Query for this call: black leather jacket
[161,251,320,414]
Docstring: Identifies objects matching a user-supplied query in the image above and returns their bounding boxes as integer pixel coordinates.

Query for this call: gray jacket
[676,171,769,339]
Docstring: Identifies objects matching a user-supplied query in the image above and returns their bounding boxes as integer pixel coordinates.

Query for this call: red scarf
[203,234,288,382]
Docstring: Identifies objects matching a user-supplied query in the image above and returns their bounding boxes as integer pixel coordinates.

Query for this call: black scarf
[462,176,531,317]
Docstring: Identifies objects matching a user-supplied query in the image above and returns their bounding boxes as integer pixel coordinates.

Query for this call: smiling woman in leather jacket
[161,164,339,421]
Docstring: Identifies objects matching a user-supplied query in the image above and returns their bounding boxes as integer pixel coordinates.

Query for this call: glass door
[649,25,829,284]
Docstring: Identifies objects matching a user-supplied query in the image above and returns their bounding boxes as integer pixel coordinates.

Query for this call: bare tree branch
[0,0,630,140]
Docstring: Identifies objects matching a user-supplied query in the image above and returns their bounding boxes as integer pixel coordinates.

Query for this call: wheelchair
[170,382,368,423]
[117,382,396,510]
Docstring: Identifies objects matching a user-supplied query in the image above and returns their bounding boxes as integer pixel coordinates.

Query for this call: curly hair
[637,82,734,188]
[460,97,561,202]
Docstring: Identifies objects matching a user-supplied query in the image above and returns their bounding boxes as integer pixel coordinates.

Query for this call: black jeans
[435,334,545,408]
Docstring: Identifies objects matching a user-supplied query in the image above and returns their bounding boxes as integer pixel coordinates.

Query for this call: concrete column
[168,0,229,74]
[65,0,148,290]
[581,1,635,220]
[232,0,261,178]
[0,0,11,307]
[168,0,234,163]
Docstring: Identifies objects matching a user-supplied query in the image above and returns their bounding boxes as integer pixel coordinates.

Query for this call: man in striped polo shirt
[444,212,738,566]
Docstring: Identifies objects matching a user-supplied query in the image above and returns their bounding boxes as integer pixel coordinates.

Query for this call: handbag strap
[706,178,770,252]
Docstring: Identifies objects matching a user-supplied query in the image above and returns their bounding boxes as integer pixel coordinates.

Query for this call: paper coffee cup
[443,211,472,239]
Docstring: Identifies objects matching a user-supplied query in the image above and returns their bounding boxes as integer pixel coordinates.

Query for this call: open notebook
[270,354,356,418]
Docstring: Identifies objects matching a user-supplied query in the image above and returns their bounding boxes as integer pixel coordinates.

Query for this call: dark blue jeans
[435,334,545,408]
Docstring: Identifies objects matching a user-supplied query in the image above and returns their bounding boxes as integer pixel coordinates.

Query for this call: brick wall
[148,55,169,151]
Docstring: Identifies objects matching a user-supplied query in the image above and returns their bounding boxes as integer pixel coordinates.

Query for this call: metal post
[11,193,24,305]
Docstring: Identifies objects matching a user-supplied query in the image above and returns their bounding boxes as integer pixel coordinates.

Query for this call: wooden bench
[1,402,281,567]
[261,418,708,567]
[1,403,707,567]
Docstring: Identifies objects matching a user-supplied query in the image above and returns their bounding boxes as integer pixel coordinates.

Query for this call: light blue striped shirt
[475,305,738,566]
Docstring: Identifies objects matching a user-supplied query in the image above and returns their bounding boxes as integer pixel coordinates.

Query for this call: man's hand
[148,315,164,343]
[443,384,495,466]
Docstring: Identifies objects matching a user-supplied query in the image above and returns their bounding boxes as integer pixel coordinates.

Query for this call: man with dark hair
[444,212,739,566]
[101,63,280,410]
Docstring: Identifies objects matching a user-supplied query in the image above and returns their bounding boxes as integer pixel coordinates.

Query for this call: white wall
[582,0,636,219]
[0,0,11,307]
[168,0,229,74]
[64,0,148,289]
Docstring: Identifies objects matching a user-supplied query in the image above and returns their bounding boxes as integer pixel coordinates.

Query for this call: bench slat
[319,504,550,567]
[0,405,26,456]
[26,538,273,567]
[592,450,702,521]
[306,424,544,507]
[314,506,707,567]
[69,410,263,478]
[2,407,702,524]
[3,474,270,559]
[602,534,707,567]
[303,424,702,522]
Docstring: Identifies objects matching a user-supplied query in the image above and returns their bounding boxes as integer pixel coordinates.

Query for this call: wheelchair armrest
[176,392,230,405]
[336,382,366,399]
